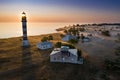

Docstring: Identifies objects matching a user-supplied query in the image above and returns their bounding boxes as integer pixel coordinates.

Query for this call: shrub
[60,34,65,38]
[62,43,75,49]
[55,42,62,48]
[79,28,85,32]
[55,42,75,48]
[77,50,82,57]
[64,30,68,34]
[41,37,48,42]
[68,39,78,44]
[48,35,53,41]
[101,30,110,36]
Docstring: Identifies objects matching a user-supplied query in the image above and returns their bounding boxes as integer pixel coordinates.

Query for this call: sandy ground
[76,36,120,67]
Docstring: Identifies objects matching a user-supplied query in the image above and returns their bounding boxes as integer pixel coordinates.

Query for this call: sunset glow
[0,0,120,23]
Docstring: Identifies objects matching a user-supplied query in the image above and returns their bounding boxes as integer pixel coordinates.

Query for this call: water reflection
[0,22,75,38]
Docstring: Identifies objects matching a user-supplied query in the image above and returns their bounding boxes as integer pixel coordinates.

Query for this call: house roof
[62,34,76,41]
[50,48,77,56]
[50,48,60,55]
[37,41,52,46]
[61,46,69,49]
[66,35,75,38]
[69,49,77,56]
[84,37,90,39]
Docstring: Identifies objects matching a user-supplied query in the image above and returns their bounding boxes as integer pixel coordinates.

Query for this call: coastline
[0,23,120,80]
[0,32,60,39]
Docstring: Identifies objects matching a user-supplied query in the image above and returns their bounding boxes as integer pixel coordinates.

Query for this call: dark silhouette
[21,47,36,80]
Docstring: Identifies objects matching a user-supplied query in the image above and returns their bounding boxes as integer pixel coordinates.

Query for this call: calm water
[0,22,80,38]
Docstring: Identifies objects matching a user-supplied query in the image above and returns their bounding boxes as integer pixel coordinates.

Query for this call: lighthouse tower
[21,12,29,47]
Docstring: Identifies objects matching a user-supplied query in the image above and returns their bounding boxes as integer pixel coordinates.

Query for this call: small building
[83,37,90,42]
[50,46,83,64]
[37,41,53,50]
[62,34,76,42]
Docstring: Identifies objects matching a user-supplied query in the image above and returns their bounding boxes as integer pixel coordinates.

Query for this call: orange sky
[0,0,120,23]
[0,12,119,23]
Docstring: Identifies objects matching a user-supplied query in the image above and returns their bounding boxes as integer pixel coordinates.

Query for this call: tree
[77,33,80,39]
[48,35,53,41]
[60,34,65,38]
[72,30,77,36]
[77,50,82,57]
[77,50,82,60]
[41,37,48,42]
[64,30,68,34]
[68,28,72,34]
[80,34,85,43]
[81,34,85,40]
[101,30,110,36]
[79,27,85,32]
[55,42,62,48]
[55,42,75,48]
[62,43,75,49]
[76,24,80,27]
[68,39,78,44]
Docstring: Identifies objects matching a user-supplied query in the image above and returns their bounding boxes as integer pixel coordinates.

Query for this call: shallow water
[0,22,80,38]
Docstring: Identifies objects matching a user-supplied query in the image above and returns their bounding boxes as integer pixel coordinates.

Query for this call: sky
[0,0,120,23]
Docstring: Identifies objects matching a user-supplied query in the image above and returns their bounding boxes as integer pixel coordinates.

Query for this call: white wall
[38,44,52,50]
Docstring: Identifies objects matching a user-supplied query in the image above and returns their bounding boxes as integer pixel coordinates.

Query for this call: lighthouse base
[22,40,29,47]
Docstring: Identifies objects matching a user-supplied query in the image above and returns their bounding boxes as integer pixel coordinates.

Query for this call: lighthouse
[21,12,29,47]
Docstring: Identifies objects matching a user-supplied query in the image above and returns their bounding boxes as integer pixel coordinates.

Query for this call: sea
[0,22,82,39]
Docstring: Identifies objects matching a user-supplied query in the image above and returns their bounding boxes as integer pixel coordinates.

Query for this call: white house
[62,34,76,42]
[37,41,53,50]
[83,37,90,42]
[50,46,83,64]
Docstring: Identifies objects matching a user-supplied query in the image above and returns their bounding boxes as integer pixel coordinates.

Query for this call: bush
[77,50,82,57]
[48,35,53,41]
[80,34,85,40]
[41,37,48,42]
[55,42,62,48]
[60,34,65,38]
[68,39,78,44]
[64,30,68,34]
[55,42,75,48]
[79,28,85,32]
[41,35,53,42]
[62,43,75,49]
[101,30,110,36]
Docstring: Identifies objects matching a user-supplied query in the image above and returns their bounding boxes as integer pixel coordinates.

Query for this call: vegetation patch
[101,30,110,36]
